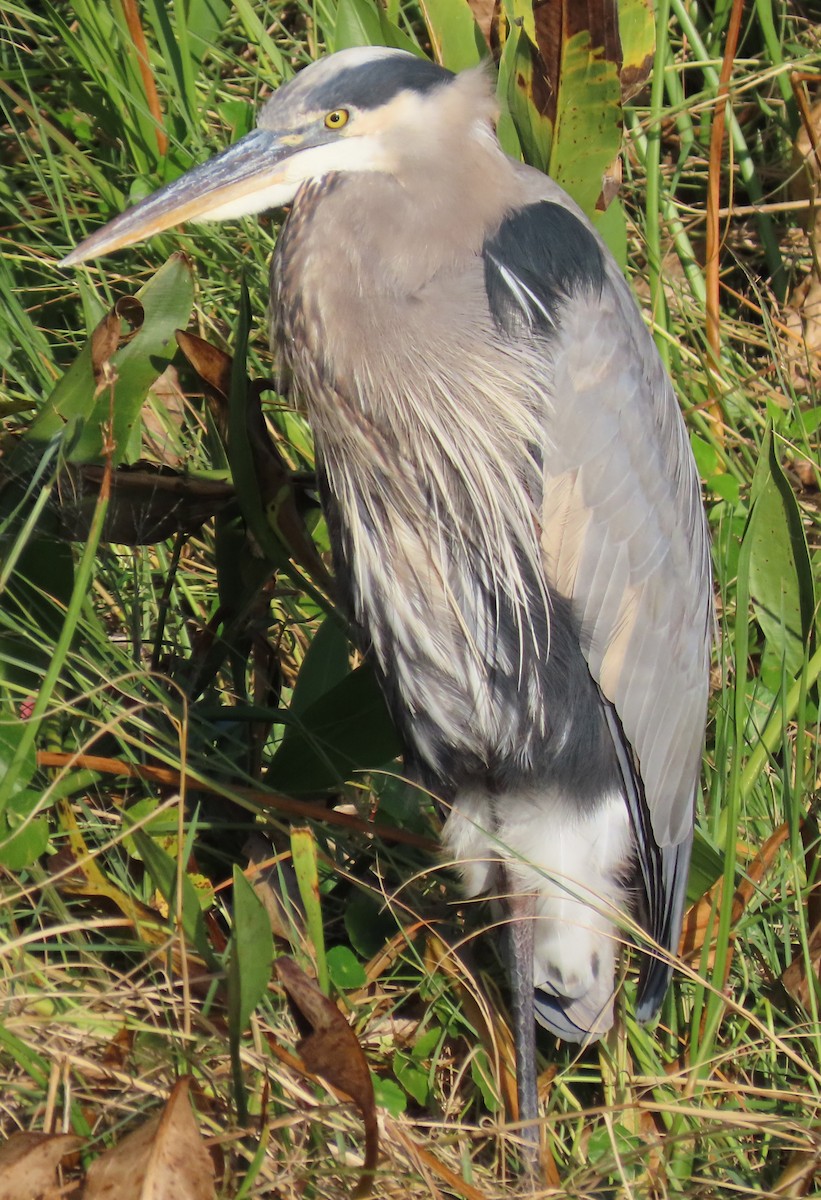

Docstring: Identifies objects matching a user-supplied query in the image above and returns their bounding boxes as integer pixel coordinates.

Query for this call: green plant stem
[0,459,110,814]
[669,0,786,294]
[645,0,671,368]
[625,110,706,309]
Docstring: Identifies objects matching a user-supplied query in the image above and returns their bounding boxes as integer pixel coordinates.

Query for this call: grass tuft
[1,0,821,1196]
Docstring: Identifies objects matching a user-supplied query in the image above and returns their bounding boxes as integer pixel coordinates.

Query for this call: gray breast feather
[483,199,711,950]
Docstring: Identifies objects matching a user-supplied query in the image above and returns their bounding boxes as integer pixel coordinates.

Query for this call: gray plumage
[61,45,712,1139]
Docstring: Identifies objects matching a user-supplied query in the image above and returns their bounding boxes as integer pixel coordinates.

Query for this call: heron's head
[62,48,497,266]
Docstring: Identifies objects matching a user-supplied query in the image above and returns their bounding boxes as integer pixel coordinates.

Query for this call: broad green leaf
[344,889,395,958]
[690,432,719,480]
[745,429,815,677]
[393,1051,430,1105]
[418,0,486,71]
[470,1048,500,1111]
[174,0,232,74]
[291,827,329,994]
[0,721,37,801]
[331,0,419,53]
[586,1122,642,1171]
[288,616,350,721]
[549,28,623,218]
[227,865,275,1034]
[372,1074,406,1115]
[687,829,725,904]
[327,944,367,990]
[29,255,195,465]
[707,472,740,505]
[0,789,49,870]
[496,0,625,249]
[121,797,184,857]
[495,102,523,160]
[412,1027,442,1059]
[618,0,654,99]
[593,196,627,270]
[332,0,383,50]
[370,773,432,836]
[498,24,550,172]
[77,277,107,335]
[267,663,401,793]
[501,0,536,45]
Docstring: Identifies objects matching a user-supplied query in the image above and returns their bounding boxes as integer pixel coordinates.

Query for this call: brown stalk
[36,750,439,852]
[119,0,168,157]
[791,72,821,179]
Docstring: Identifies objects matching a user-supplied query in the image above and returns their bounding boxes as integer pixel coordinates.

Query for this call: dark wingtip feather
[635,835,693,1020]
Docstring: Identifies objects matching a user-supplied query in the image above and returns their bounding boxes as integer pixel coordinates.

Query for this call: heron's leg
[504,868,540,1159]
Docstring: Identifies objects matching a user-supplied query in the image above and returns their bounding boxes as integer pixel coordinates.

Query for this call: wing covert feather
[486,195,711,864]
[546,283,710,848]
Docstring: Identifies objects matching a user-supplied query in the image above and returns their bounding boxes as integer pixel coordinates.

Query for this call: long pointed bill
[60,128,302,266]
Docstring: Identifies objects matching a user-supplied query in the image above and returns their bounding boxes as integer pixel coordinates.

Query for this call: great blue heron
[62,46,712,1145]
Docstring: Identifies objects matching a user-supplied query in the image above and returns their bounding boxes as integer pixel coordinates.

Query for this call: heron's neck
[287,133,520,295]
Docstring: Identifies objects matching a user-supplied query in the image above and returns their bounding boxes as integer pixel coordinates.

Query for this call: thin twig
[36,750,439,852]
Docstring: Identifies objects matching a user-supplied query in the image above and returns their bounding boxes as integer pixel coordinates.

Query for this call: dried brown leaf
[0,1132,83,1200]
[423,933,517,1121]
[786,273,821,383]
[533,0,623,122]
[781,919,821,1012]
[143,365,187,467]
[90,310,122,388]
[679,821,790,969]
[276,957,378,1197]
[791,97,821,234]
[531,1,560,126]
[620,51,652,101]
[175,331,232,405]
[771,1142,821,1196]
[596,155,622,212]
[90,298,144,393]
[464,0,495,48]
[101,1025,134,1071]
[82,1078,215,1200]
[387,1119,491,1200]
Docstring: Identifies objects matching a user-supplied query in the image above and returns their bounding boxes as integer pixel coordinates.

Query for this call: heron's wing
[484,199,711,971]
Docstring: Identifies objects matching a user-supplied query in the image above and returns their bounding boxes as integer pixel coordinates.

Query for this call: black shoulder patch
[312,57,454,112]
[483,202,606,338]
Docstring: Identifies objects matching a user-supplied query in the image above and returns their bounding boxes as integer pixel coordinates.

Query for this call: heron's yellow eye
[324,109,349,129]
